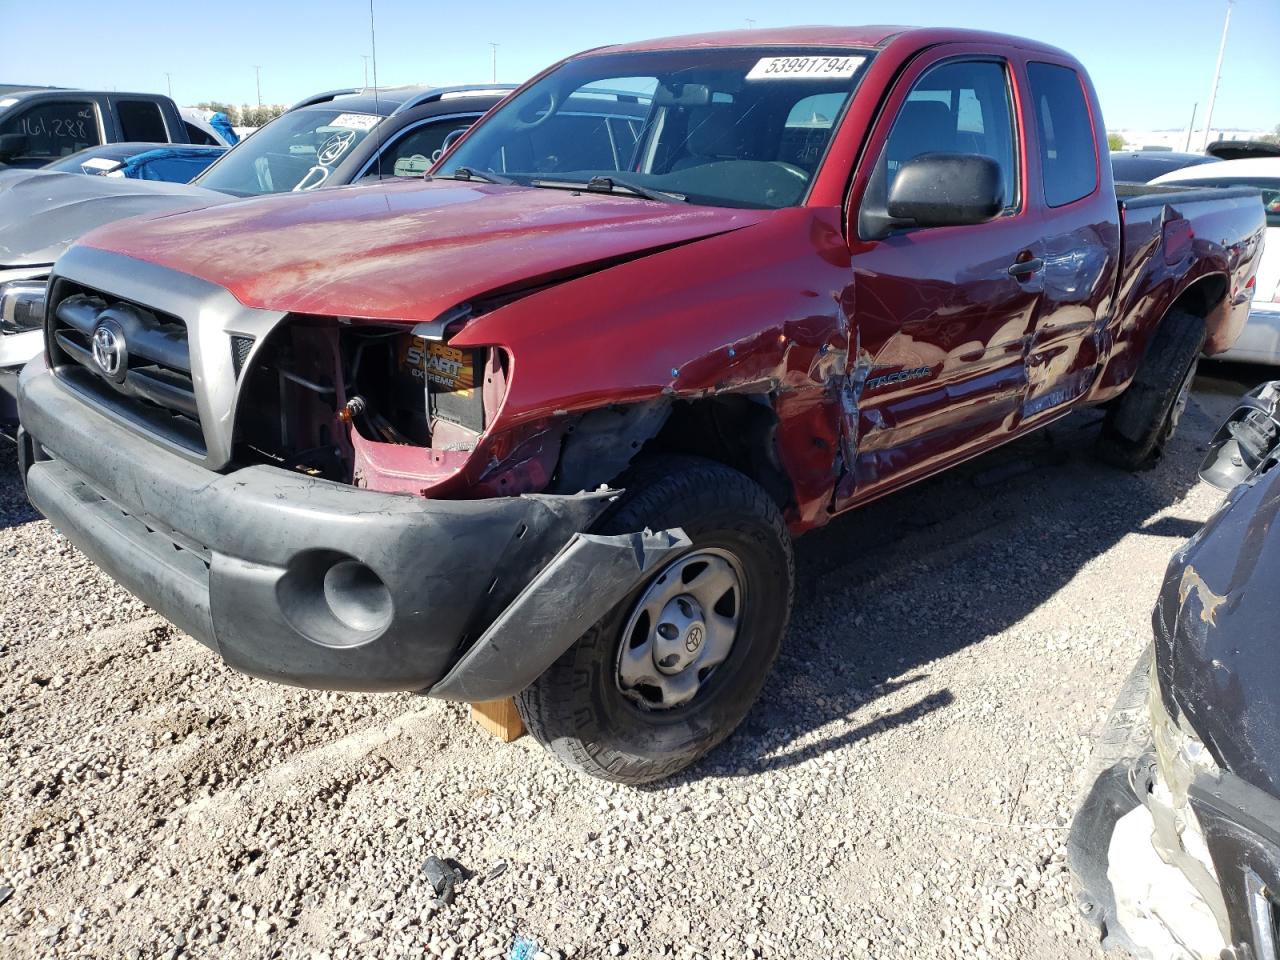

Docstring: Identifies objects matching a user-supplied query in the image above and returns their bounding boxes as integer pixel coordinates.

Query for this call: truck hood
[0,168,229,268]
[76,178,770,322]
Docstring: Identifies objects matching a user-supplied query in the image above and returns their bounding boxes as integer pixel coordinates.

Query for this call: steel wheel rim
[614,547,745,711]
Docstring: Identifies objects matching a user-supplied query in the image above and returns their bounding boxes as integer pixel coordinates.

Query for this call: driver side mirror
[0,133,29,162]
[885,153,1004,230]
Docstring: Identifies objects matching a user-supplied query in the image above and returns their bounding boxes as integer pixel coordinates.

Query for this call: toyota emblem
[684,625,703,654]
[91,321,126,381]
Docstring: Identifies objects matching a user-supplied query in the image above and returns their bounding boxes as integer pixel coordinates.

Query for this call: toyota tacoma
[16,26,1268,783]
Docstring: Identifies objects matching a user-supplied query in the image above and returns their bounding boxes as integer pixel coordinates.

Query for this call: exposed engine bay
[233,316,506,487]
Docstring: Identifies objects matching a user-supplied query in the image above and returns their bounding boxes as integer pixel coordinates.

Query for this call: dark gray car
[1070,380,1280,958]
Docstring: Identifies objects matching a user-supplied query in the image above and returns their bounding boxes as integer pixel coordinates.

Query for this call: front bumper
[19,357,685,695]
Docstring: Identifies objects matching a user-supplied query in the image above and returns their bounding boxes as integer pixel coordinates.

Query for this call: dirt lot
[0,365,1263,960]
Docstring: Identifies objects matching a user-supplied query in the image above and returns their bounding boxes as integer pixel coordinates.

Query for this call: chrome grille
[48,280,204,455]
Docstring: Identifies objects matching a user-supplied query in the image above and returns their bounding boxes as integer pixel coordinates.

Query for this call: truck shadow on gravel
[661,366,1268,786]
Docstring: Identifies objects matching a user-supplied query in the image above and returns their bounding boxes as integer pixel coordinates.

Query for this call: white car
[1153,158,1280,364]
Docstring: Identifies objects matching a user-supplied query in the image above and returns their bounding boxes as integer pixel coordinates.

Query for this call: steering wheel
[772,161,810,181]
[509,89,561,132]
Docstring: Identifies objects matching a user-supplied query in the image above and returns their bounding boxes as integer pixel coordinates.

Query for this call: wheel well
[640,396,795,511]
[547,395,795,509]
[1169,273,1228,321]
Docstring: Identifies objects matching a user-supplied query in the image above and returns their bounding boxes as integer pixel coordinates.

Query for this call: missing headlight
[401,335,486,435]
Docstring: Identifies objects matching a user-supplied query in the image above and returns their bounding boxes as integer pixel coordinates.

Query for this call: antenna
[369,0,385,178]
[1201,0,1232,151]
[164,72,173,99]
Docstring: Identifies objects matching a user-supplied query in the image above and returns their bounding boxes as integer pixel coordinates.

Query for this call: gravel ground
[0,364,1264,960]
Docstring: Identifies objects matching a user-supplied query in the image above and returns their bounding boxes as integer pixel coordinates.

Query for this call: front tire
[1096,309,1206,470]
[516,456,794,785]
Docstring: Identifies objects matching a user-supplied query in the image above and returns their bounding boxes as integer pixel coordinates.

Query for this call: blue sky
[2,0,1276,131]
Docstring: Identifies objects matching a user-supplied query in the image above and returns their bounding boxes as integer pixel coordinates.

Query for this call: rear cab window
[1027,62,1098,207]
[0,98,102,161]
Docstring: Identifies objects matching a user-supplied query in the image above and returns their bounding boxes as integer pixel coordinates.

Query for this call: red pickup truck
[17,26,1266,783]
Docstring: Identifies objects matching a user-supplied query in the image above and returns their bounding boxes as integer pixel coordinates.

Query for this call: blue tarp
[207,112,239,146]
[118,146,226,182]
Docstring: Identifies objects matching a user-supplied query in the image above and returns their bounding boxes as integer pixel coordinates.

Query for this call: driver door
[835,49,1045,508]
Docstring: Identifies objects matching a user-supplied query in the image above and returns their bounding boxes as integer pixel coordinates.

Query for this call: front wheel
[516,456,794,785]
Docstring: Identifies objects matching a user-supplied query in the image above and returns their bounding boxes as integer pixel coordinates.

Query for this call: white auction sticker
[746,56,865,80]
[329,113,380,131]
[81,157,120,171]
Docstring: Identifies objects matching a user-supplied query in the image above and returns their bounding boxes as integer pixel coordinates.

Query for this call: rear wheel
[1096,309,1206,470]
[516,456,793,784]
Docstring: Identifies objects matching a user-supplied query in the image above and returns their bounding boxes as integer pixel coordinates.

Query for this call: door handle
[1008,256,1044,279]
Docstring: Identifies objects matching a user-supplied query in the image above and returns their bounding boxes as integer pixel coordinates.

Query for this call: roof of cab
[587,25,1074,60]
[596,25,911,52]
[292,84,513,118]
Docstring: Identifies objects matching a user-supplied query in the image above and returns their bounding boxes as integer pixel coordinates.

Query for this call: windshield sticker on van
[746,56,865,81]
[330,113,380,131]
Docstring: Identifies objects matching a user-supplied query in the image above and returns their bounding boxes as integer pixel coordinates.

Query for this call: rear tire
[1095,309,1206,470]
[516,456,793,785]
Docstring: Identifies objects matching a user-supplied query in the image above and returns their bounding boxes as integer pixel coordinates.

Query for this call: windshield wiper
[447,166,514,185]
[531,175,687,203]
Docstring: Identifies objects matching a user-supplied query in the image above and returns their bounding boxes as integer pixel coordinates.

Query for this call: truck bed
[1107,182,1267,378]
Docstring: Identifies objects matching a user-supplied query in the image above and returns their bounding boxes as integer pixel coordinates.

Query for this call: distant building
[1113,128,1272,151]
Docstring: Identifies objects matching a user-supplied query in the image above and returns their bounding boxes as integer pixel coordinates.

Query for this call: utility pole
[745,18,756,28]
[361,55,370,88]
[253,65,262,108]
[1183,102,1198,152]
[164,72,172,99]
[1201,0,1232,151]
[489,42,498,84]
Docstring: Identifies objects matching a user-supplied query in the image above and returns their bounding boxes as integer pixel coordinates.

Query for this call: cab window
[880,60,1018,212]
[117,100,168,142]
[368,116,482,178]
[780,92,847,170]
[0,99,101,161]
[1027,63,1098,207]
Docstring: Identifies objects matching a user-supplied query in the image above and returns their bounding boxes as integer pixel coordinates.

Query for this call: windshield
[194,108,381,195]
[439,47,871,209]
